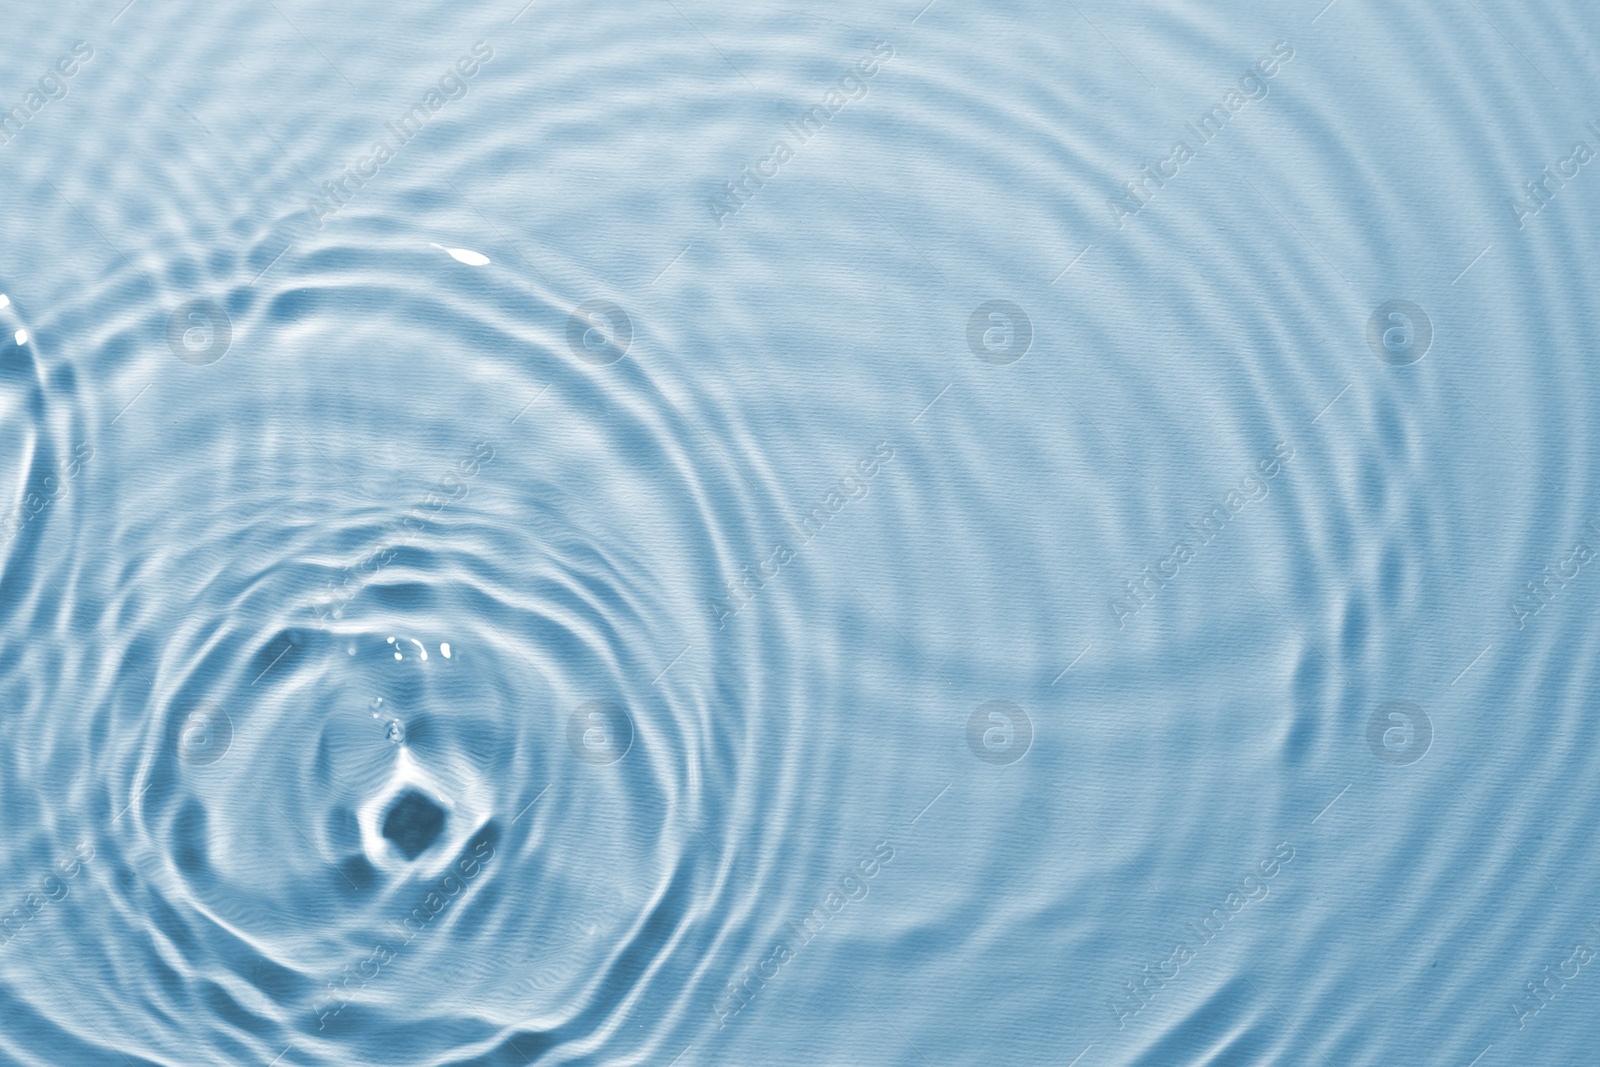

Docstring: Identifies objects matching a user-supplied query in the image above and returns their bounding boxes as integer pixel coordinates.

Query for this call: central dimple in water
[382,790,446,860]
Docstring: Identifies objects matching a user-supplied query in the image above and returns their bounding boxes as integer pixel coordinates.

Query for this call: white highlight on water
[431,243,491,266]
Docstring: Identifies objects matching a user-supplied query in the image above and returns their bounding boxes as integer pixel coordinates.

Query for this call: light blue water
[2,1,1599,1064]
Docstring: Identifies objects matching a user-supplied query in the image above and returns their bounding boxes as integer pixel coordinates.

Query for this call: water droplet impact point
[381,789,446,860]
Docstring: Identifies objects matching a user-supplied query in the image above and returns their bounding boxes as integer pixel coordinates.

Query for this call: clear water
[2,1,1598,1064]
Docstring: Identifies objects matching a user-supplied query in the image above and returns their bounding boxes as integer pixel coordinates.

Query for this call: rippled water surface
[4,0,1600,1064]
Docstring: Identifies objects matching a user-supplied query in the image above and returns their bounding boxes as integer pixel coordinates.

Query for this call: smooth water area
[3,0,1600,1064]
